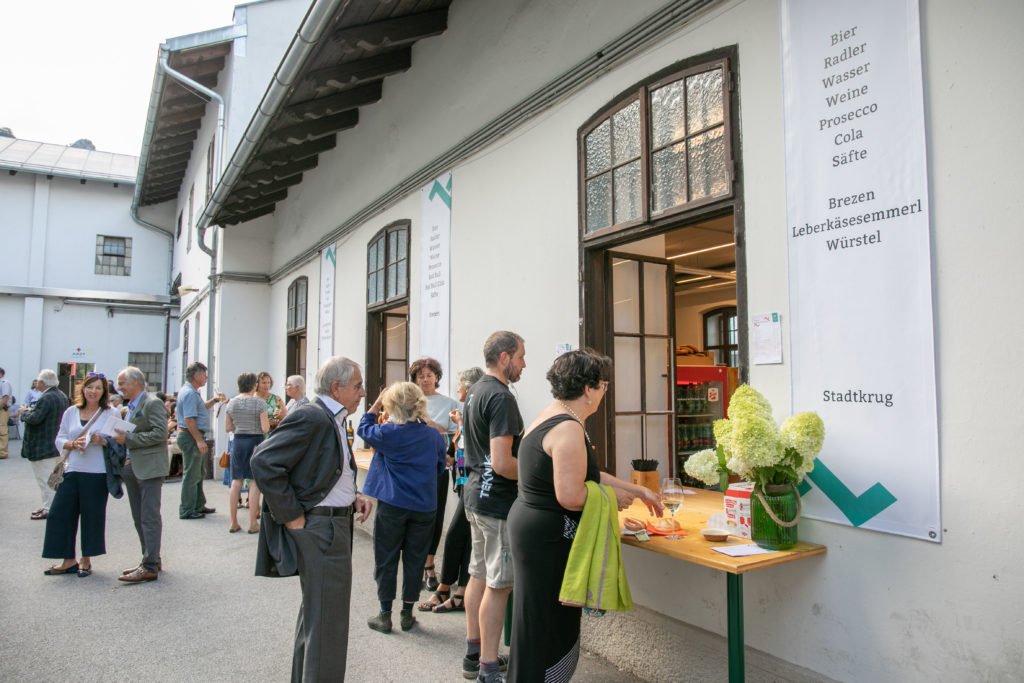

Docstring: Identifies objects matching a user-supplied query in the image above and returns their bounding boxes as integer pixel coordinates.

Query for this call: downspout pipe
[159,51,225,399]
[197,0,351,230]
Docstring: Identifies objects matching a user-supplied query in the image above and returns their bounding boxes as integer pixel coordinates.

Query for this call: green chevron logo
[797,458,897,527]
[429,175,452,208]
[324,245,336,267]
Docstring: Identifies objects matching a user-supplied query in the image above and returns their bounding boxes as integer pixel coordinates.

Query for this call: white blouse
[55,406,120,475]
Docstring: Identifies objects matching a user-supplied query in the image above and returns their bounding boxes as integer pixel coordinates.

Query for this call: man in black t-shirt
[460,330,526,683]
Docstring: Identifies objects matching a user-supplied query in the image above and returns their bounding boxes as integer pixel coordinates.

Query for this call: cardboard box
[724,482,754,539]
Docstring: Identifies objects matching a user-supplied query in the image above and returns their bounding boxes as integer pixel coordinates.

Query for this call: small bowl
[701,528,730,542]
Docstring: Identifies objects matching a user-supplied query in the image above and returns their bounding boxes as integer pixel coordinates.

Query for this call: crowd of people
[5,330,662,682]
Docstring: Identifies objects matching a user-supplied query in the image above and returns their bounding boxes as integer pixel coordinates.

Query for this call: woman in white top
[409,357,461,592]
[42,373,119,577]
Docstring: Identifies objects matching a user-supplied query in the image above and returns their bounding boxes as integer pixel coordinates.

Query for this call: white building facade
[0,138,175,397]
[133,1,1024,681]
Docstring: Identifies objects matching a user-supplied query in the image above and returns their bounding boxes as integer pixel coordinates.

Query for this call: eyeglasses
[599,381,610,391]
[87,372,106,379]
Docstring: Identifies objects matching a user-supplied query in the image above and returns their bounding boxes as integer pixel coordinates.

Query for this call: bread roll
[623,517,645,532]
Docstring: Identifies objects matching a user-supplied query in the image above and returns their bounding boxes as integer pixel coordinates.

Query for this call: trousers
[290,513,353,683]
[30,458,57,511]
[42,471,109,558]
[122,461,163,572]
[176,430,208,516]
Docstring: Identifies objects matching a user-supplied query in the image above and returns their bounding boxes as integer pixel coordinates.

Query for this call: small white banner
[419,173,452,393]
[782,0,940,541]
[318,244,337,368]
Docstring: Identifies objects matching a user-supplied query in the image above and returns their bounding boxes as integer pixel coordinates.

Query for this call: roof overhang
[203,0,452,227]
[134,24,245,208]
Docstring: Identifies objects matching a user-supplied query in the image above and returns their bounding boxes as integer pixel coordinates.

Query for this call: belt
[308,505,353,517]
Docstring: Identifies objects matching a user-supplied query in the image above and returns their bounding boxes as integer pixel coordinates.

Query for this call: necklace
[558,401,592,446]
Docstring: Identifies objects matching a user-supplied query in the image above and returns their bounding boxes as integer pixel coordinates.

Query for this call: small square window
[95,235,132,276]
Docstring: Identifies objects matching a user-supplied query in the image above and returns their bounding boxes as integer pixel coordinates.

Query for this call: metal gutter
[264,0,722,284]
[0,163,136,185]
[197,0,354,231]
[0,284,173,305]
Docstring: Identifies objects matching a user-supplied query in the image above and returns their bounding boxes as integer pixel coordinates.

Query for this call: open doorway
[57,362,95,401]
[583,214,741,482]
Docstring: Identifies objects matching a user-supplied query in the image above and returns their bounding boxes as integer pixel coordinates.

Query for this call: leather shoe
[200,506,216,514]
[118,567,158,583]
[180,512,205,519]
[122,561,161,575]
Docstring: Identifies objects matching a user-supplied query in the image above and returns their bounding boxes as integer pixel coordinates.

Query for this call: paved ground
[0,440,641,682]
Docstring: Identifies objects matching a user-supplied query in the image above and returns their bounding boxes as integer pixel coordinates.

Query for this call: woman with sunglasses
[42,372,120,577]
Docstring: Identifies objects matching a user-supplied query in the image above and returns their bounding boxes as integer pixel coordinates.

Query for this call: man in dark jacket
[251,356,373,683]
[20,369,70,520]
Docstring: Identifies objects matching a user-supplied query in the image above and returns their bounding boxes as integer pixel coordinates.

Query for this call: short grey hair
[315,357,359,396]
[185,362,207,381]
[286,375,306,390]
[457,367,485,392]
[36,369,59,388]
[118,366,147,387]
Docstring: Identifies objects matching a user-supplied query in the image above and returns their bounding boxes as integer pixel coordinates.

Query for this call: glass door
[607,252,675,478]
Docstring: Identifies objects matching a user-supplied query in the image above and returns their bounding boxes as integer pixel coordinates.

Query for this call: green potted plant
[684,385,825,549]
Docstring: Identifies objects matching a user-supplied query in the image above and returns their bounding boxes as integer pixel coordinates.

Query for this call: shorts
[465,508,514,589]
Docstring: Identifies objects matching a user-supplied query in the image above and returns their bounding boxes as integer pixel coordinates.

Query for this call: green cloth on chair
[559,481,633,612]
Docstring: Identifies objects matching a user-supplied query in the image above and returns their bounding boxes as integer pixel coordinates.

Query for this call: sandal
[44,563,79,575]
[30,509,48,520]
[433,593,465,613]
[229,526,242,533]
[418,588,450,612]
[77,565,92,578]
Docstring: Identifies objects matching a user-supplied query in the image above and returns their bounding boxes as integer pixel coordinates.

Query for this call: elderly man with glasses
[19,369,70,519]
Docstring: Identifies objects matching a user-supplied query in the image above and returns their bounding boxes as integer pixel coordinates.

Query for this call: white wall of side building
[208,1,1022,681]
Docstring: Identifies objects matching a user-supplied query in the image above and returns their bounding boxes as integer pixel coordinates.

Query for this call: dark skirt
[507,499,582,683]
[231,434,264,480]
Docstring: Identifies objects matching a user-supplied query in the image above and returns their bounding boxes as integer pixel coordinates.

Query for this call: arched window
[182,320,190,375]
[580,58,732,238]
[286,277,308,379]
[703,306,738,367]
[367,221,409,308]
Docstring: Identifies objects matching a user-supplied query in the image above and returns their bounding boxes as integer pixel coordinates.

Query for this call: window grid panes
[367,224,409,308]
[703,306,738,367]
[582,61,731,235]
[287,277,308,332]
[94,235,132,276]
[128,352,164,392]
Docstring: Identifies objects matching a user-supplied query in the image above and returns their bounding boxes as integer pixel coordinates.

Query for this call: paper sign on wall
[751,312,782,365]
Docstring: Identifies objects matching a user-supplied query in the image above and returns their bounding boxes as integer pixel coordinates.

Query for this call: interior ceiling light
[676,275,713,285]
[697,281,736,290]
[668,242,736,260]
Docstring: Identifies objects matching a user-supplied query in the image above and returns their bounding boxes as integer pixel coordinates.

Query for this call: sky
[1,0,247,156]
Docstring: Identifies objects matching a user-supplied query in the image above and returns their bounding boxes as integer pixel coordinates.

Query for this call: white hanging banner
[318,243,337,369]
[419,173,452,393]
[782,0,940,541]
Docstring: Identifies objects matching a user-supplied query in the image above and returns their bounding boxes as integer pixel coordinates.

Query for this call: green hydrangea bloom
[684,449,720,486]
[727,385,773,422]
[780,412,825,461]
[728,415,780,470]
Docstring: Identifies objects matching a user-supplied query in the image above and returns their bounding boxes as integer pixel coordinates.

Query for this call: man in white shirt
[251,356,374,682]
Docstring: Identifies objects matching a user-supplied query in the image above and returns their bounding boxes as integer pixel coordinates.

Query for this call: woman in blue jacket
[359,381,446,634]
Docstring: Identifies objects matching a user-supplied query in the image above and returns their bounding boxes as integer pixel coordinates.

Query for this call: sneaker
[367,611,392,634]
[462,654,508,679]
[399,611,416,631]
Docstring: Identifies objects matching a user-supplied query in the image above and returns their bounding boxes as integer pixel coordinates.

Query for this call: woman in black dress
[507,349,661,682]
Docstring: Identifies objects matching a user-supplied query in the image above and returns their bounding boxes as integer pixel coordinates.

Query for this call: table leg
[727,572,744,683]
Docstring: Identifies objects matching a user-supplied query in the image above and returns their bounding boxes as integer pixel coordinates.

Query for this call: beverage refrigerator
[674,364,739,486]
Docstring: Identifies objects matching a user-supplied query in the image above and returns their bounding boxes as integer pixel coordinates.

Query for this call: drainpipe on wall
[129,206,174,391]
[159,52,225,398]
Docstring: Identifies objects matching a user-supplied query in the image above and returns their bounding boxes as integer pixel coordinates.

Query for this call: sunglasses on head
[87,372,106,379]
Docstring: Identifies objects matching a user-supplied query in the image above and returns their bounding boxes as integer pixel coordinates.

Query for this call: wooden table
[618,489,825,683]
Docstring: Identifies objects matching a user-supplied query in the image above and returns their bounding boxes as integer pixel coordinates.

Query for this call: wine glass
[660,477,686,540]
